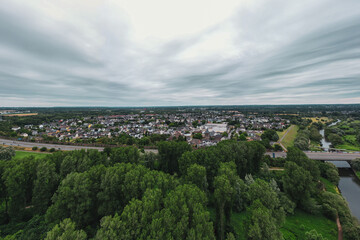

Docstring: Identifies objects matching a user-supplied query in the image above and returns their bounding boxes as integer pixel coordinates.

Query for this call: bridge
[267,152,360,161]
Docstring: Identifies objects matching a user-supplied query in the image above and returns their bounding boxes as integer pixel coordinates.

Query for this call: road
[1,138,359,160]
[1,138,104,151]
[267,152,360,161]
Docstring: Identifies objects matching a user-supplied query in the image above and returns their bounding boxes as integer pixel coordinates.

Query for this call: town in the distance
[1,105,359,153]
[1,104,360,240]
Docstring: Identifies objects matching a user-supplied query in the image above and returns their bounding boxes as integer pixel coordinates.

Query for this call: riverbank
[354,170,360,181]
[334,164,360,221]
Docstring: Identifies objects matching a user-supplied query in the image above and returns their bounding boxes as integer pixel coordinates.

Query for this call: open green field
[337,144,360,151]
[279,125,299,149]
[329,120,360,151]
[227,209,337,240]
[305,117,330,123]
[281,210,337,240]
[277,127,288,139]
[338,135,360,151]
[344,135,357,142]
[13,151,48,160]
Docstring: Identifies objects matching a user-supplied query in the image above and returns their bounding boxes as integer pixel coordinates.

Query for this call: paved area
[0,138,104,151]
[267,151,360,161]
[1,137,359,160]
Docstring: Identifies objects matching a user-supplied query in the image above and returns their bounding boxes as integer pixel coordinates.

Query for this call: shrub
[40,147,47,152]
[32,146,38,151]
[49,148,56,152]
[351,159,360,171]
[0,147,15,160]
[274,144,283,152]
[305,229,325,240]
[322,203,337,220]
[325,168,340,186]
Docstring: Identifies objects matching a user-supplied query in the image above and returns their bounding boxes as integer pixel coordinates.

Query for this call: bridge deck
[267,152,360,161]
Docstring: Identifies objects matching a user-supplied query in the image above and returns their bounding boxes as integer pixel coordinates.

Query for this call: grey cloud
[0,9,99,66]
[1,0,360,106]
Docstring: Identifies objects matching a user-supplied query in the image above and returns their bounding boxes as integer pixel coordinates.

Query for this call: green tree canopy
[261,129,279,142]
[282,161,314,205]
[45,218,87,240]
[0,147,15,161]
[246,200,283,240]
[157,141,192,174]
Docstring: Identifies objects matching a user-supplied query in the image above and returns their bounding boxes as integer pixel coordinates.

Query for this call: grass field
[279,125,299,149]
[344,135,357,142]
[277,128,288,139]
[337,144,360,151]
[329,120,360,151]
[305,117,330,123]
[13,151,48,160]
[320,177,339,195]
[228,209,337,240]
[3,113,38,117]
[281,210,337,240]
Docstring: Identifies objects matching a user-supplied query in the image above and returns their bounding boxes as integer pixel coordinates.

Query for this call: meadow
[278,125,299,149]
[13,150,48,160]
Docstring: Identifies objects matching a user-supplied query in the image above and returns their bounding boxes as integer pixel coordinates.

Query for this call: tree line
[0,141,360,239]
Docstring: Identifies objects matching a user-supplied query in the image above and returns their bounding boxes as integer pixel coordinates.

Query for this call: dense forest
[0,141,360,239]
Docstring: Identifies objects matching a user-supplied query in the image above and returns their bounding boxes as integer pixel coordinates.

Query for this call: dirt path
[336,215,343,240]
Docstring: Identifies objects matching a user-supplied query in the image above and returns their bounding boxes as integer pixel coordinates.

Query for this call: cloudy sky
[1,0,360,107]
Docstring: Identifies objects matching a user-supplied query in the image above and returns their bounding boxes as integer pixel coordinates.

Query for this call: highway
[0,138,104,151]
[1,138,359,160]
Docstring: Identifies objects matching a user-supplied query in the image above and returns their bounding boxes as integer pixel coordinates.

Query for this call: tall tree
[246,179,285,226]
[109,146,140,165]
[157,141,192,174]
[45,218,87,240]
[246,200,283,240]
[286,147,320,181]
[261,129,279,142]
[0,147,15,161]
[96,185,215,240]
[3,157,38,221]
[185,164,208,192]
[46,172,95,228]
[214,162,240,240]
[32,159,59,214]
[283,161,314,205]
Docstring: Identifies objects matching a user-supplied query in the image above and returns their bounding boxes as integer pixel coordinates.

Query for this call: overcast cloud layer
[0,0,360,106]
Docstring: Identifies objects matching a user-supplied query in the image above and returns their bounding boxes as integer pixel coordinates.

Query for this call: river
[320,121,360,220]
[320,119,341,151]
[330,161,360,221]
